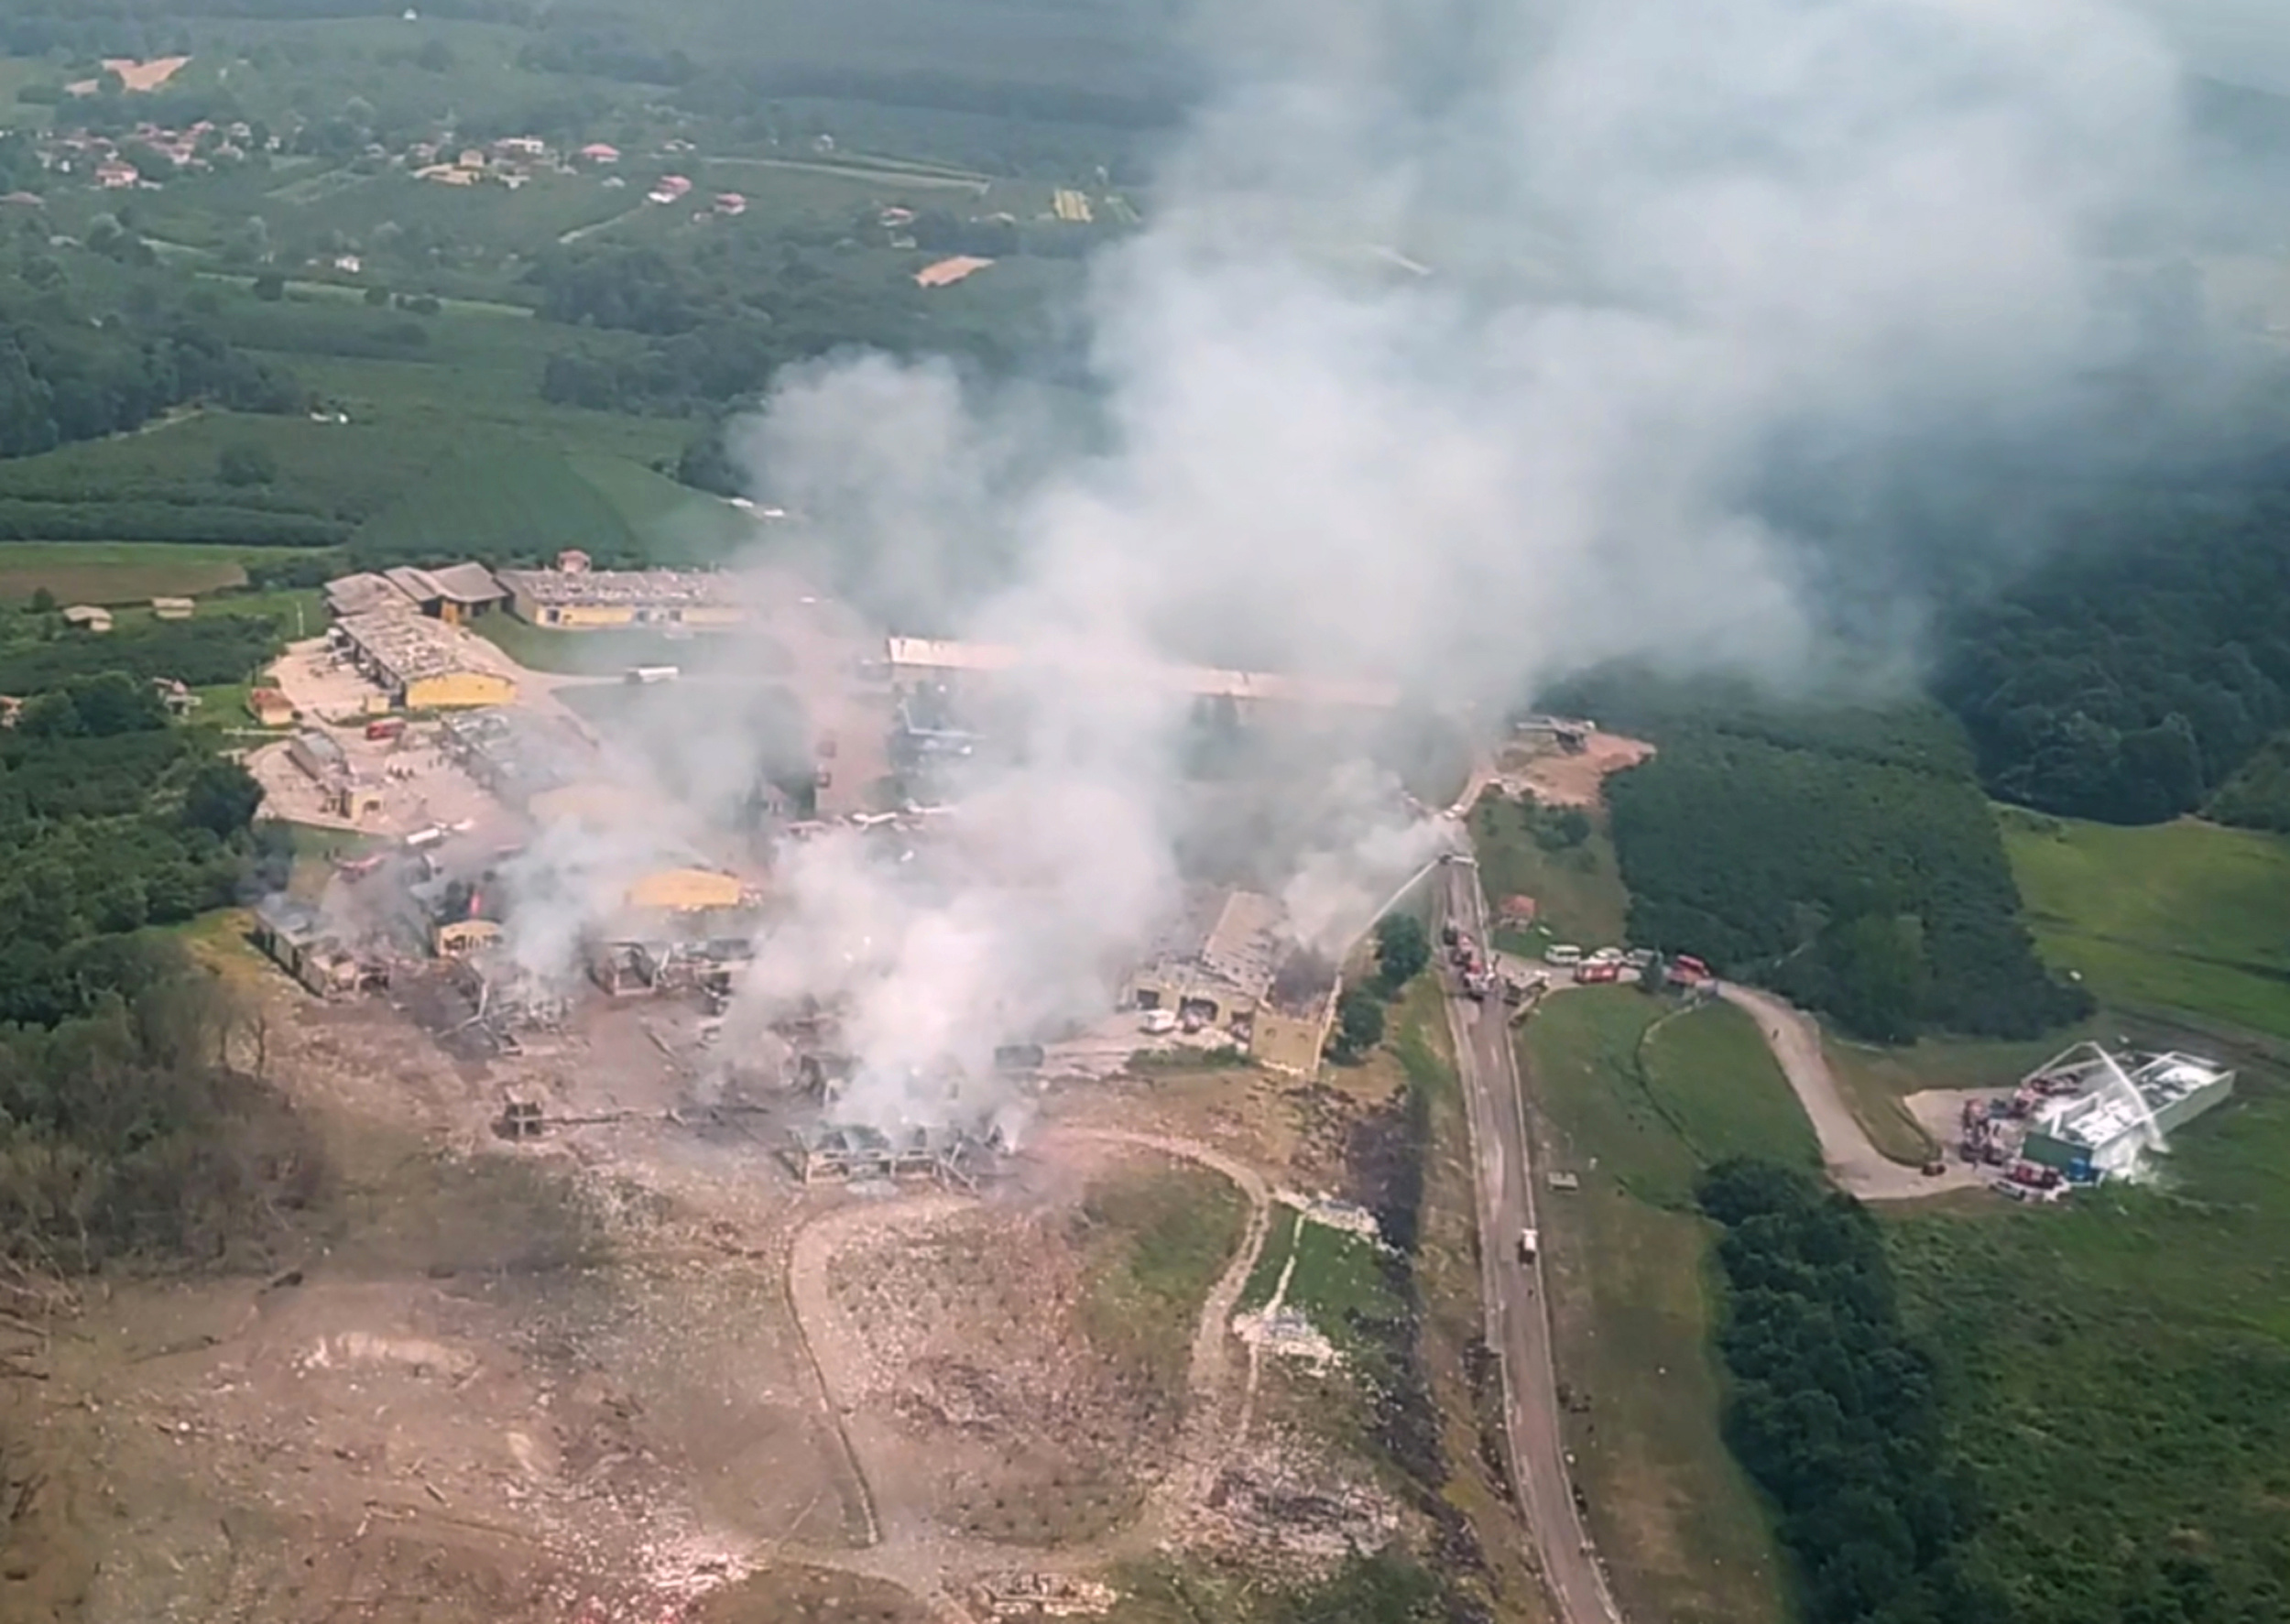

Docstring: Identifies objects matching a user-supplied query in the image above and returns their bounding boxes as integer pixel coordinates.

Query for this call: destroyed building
[884,635,1399,713]
[1126,889,1342,1074]
[251,898,389,998]
[438,707,594,811]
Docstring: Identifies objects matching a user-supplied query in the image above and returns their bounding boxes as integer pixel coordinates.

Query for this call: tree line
[1698,1160,1995,1624]
[1550,673,2085,1041]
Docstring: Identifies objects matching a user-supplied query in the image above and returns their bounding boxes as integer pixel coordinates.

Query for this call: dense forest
[0,233,302,459]
[1932,492,2290,827]
[1698,1161,1993,1624]
[1547,675,2085,1041]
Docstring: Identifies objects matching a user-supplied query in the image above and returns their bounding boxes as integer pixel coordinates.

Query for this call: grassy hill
[2001,809,2290,1041]
[1521,988,1806,1624]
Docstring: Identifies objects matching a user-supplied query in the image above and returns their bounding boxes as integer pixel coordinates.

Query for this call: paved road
[1439,857,1623,1624]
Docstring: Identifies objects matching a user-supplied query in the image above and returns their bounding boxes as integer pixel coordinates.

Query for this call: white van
[1545,944,1583,965]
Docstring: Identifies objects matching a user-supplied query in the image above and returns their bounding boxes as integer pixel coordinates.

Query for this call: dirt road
[1713,984,1984,1201]
[1441,856,1623,1624]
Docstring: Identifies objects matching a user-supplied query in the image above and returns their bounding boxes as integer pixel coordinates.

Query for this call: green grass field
[1888,1054,2290,1624]
[0,542,329,605]
[1467,791,1632,951]
[2002,809,2290,1041]
[1521,987,1803,1624]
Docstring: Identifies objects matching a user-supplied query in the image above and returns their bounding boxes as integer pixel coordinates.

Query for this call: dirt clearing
[1496,731,1653,807]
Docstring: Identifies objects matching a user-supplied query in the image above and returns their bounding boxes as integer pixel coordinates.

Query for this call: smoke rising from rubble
[715,0,2193,1126]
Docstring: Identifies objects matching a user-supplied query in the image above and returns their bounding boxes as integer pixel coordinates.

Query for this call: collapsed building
[439,707,594,812]
[1125,889,1340,1075]
[251,897,391,997]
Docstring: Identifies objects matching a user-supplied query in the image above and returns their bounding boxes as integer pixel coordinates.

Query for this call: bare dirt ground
[1495,733,1654,808]
[0,960,1427,1623]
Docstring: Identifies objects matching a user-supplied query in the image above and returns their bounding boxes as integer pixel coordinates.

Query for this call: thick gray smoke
[718,0,2195,1126]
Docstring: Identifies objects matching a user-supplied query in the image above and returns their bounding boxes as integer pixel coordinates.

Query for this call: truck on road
[1518,1227,1539,1262]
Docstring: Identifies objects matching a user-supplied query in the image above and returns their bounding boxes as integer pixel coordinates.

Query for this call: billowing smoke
[712,0,2197,1126]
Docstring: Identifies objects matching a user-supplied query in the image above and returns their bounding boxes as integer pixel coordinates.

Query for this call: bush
[217,444,278,487]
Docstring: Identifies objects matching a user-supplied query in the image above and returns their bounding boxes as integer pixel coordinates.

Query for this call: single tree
[1330,986,1386,1062]
[1374,911,1431,995]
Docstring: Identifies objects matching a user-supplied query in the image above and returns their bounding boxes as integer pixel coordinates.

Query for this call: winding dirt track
[1712,983,1984,1201]
[771,1128,1276,1619]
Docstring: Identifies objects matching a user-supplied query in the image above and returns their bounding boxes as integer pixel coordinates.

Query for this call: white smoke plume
[715,0,2195,1125]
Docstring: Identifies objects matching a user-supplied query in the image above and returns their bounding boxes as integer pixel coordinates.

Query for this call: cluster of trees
[1556,676,2084,1041]
[0,248,301,460]
[1372,912,1430,996]
[1933,494,2290,826]
[1698,1160,1995,1624]
[0,583,306,1266]
[0,613,279,693]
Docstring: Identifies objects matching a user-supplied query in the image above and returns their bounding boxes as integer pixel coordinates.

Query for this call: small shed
[151,596,196,620]
[60,605,114,633]
[248,687,296,726]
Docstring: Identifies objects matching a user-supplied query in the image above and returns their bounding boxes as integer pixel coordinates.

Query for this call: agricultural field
[355,450,756,571]
[1521,987,1804,1624]
[2002,809,2290,1041]
[0,541,328,605]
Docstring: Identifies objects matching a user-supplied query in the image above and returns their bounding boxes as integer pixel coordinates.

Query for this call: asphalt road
[1439,856,1624,1624]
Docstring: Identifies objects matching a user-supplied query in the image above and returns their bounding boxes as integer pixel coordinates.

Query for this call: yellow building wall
[1253,1004,1333,1077]
[625,867,746,912]
[680,605,747,628]
[404,671,517,710]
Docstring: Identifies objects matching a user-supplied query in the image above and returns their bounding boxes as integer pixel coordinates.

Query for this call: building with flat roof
[2022,1042,2237,1179]
[883,635,1398,710]
[332,612,517,710]
[1127,888,1342,1075]
[496,567,747,631]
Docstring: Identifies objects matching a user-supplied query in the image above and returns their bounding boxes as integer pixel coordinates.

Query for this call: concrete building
[1127,888,1342,1076]
[884,635,1398,712]
[2021,1042,2237,1179]
[496,566,747,631]
[331,612,517,710]
[247,687,296,727]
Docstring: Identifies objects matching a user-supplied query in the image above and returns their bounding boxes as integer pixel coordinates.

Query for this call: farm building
[324,572,409,619]
[884,636,1398,712]
[496,566,747,631]
[331,613,516,710]
[60,605,114,633]
[150,596,195,620]
[2020,1042,2237,1179]
[1126,888,1342,1075]
[247,688,295,726]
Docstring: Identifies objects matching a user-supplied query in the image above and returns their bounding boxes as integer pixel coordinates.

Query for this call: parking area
[245,721,523,840]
